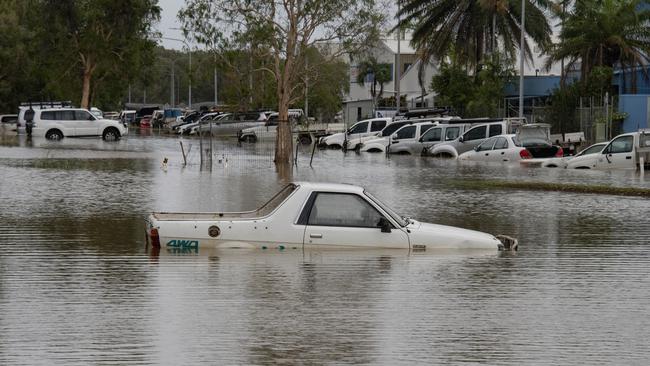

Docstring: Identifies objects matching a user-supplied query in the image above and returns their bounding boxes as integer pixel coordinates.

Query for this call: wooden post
[180,141,187,166]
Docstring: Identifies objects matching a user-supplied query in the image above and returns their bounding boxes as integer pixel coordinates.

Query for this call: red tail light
[150,228,161,248]
[555,147,564,157]
[519,149,532,159]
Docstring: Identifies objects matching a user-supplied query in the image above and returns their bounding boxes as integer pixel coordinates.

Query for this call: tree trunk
[275,82,293,165]
[80,57,95,109]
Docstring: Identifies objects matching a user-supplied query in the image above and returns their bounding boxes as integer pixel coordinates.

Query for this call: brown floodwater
[0,131,649,365]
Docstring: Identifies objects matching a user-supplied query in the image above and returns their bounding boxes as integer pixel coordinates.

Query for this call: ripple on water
[1,133,649,365]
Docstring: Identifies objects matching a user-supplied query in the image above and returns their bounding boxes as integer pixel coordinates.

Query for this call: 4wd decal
[166,239,199,249]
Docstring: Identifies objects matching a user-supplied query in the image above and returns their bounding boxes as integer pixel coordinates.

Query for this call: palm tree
[397,0,553,73]
[546,0,650,92]
[356,57,393,108]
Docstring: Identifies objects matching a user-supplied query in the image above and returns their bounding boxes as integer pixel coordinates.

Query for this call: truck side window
[307,193,384,228]
[489,124,502,137]
[422,128,441,142]
[606,136,634,153]
[445,127,460,140]
[463,126,487,141]
[395,125,416,139]
[370,120,386,132]
[349,122,368,134]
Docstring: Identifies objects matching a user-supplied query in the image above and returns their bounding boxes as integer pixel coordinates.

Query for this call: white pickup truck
[146,182,517,251]
[566,130,650,170]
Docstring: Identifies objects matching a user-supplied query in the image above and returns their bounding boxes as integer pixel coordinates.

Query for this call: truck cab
[567,130,650,170]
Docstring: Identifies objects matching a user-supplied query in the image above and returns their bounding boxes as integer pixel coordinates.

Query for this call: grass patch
[453,179,650,197]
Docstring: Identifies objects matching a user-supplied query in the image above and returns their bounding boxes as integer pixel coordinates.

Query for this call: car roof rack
[401,108,451,119]
[20,101,73,109]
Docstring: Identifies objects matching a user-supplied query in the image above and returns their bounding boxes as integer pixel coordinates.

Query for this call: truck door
[597,135,635,169]
[299,192,409,249]
[458,125,488,154]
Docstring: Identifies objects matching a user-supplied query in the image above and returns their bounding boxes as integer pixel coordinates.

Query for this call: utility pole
[305,57,309,118]
[214,53,218,108]
[170,61,175,107]
[518,0,525,119]
[396,1,401,113]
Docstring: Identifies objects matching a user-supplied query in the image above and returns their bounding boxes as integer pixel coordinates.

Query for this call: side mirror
[459,136,465,142]
[378,217,392,233]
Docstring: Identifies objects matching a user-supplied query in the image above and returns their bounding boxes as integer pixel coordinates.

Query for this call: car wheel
[102,127,120,141]
[244,135,257,143]
[45,129,63,141]
[329,144,342,149]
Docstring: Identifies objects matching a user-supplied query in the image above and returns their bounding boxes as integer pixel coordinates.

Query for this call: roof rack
[401,108,451,119]
[20,101,73,109]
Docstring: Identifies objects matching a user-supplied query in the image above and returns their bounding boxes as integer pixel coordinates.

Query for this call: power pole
[396,1,401,113]
[518,0,525,119]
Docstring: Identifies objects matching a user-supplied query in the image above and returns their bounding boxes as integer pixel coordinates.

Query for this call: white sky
[157,0,560,75]
[157,0,186,50]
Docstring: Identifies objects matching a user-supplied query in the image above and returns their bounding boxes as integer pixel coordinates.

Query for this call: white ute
[566,129,650,170]
[146,182,518,251]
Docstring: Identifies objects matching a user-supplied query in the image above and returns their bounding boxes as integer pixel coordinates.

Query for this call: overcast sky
[156,0,185,50]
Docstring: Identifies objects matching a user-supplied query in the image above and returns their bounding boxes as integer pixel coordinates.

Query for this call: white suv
[31,108,128,141]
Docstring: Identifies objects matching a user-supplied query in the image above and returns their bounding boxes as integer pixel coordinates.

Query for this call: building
[343,34,438,124]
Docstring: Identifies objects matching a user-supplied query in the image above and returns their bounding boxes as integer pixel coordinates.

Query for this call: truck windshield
[364,191,407,227]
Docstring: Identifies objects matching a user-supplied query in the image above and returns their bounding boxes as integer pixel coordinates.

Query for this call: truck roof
[293,181,364,194]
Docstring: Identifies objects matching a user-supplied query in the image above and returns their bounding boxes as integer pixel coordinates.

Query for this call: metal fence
[165,119,344,170]
[503,95,620,145]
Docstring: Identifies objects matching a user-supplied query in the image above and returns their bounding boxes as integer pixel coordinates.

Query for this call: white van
[31,108,128,141]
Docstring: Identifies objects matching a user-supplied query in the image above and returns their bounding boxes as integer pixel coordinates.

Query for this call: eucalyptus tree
[397,0,553,73]
[546,0,650,92]
[179,0,384,165]
[356,57,393,109]
[41,0,160,109]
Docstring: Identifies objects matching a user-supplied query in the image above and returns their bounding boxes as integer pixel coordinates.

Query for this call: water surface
[1,133,648,365]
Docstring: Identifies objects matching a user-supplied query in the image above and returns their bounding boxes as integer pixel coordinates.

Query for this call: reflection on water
[1,132,649,364]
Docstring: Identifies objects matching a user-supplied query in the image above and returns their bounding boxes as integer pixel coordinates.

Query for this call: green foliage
[431,53,513,117]
[0,0,160,112]
[547,0,650,92]
[398,0,552,71]
[431,62,474,115]
[356,57,393,106]
[541,66,614,134]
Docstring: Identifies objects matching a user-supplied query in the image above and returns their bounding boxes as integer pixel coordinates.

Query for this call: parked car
[425,118,526,158]
[0,114,18,133]
[31,108,128,141]
[566,130,650,170]
[394,122,472,155]
[192,112,266,136]
[119,110,137,125]
[352,120,414,149]
[238,113,280,142]
[319,118,392,149]
[459,125,565,167]
[139,115,152,128]
[359,121,437,153]
[146,182,517,251]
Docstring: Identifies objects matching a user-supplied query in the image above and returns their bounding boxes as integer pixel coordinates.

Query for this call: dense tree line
[0,0,160,112]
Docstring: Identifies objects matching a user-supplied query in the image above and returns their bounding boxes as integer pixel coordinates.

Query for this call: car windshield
[364,191,407,227]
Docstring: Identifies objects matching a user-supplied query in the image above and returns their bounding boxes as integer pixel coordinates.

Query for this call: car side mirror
[378,217,392,233]
[459,136,464,142]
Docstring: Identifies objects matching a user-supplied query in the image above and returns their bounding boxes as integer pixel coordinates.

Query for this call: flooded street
[1,132,649,365]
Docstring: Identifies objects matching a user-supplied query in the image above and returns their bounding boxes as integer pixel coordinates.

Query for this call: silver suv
[425,118,526,157]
